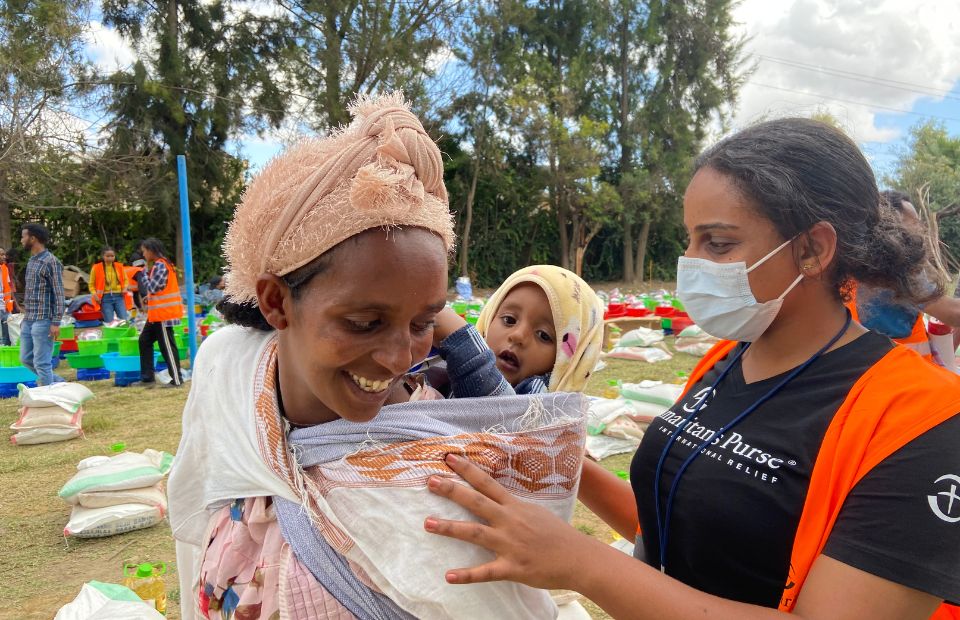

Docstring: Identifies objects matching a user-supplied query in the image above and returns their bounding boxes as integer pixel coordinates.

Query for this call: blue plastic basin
[100,352,159,373]
[0,366,37,383]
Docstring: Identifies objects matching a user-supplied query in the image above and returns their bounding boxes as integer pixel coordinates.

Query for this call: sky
[730,0,960,180]
[82,0,960,181]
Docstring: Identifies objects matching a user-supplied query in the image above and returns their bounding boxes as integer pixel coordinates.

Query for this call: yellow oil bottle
[122,562,167,615]
[602,379,621,399]
[607,324,622,350]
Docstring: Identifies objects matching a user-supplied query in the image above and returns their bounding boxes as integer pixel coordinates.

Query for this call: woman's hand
[423,459,945,620]
[423,453,595,590]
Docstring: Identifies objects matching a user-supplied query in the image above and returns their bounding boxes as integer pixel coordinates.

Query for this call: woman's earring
[802,264,813,271]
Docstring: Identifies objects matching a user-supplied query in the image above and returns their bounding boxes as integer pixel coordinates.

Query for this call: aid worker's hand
[50,324,59,340]
[423,453,592,591]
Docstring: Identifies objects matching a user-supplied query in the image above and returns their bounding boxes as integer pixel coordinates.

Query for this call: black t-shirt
[630,331,960,607]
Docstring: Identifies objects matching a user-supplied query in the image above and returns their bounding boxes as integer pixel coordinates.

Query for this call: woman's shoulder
[842,341,960,456]
[200,323,272,349]
[858,339,960,398]
[193,325,275,376]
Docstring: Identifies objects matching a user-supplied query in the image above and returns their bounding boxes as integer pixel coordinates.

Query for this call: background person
[196,274,225,308]
[0,248,19,345]
[137,238,183,387]
[90,246,129,323]
[851,189,960,363]
[19,223,64,385]
[5,246,24,309]
[125,251,146,312]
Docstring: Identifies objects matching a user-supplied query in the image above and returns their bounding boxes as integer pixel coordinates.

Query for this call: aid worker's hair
[880,189,913,214]
[694,117,941,304]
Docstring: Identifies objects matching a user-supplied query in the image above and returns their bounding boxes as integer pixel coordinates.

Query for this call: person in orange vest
[4,247,25,309]
[137,238,183,387]
[125,251,146,312]
[90,246,129,323]
[421,119,960,619]
[0,248,19,345]
[851,190,960,363]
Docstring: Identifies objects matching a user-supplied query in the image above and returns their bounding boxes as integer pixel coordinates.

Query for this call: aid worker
[421,118,960,620]
[90,246,129,323]
[137,238,183,387]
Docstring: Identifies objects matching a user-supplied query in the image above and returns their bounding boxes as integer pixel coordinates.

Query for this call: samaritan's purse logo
[928,474,960,523]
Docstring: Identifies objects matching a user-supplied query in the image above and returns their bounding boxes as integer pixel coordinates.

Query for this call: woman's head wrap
[224,92,455,303]
[476,265,604,392]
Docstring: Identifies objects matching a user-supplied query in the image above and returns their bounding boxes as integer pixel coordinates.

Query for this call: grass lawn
[0,341,699,619]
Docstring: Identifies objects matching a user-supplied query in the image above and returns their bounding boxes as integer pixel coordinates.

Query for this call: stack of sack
[606,327,674,363]
[586,380,683,460]
[10,383,94,446]
[673,324,720,356]
[59,449,174,538]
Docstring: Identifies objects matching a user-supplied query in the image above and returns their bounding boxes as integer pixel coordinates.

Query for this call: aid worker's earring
[802,264,813,271]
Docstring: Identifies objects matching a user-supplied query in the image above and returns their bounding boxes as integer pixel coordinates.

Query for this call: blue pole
[176,155,199,366]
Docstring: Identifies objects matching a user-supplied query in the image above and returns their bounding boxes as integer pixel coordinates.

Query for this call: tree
[5,149,163,266]
[447,3,503,280]
[278,0,457,129]
[100,0,293,268]
[492,0,612,275]
[0,0,91,248]
[886,121,960,266]
[605,0,744,283]
[441,132,558,287]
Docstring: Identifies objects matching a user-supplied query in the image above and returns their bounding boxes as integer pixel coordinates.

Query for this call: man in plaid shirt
[19,223,64,385]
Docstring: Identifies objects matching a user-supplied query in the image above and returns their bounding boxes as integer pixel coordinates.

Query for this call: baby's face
[486,283,557,386]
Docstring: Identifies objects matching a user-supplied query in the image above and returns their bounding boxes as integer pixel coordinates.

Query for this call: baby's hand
[434,306,468,345]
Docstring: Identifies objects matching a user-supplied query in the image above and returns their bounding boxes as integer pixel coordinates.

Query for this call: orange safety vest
[681,340,960,618]
[847,284,932,359]
[90,262,127,302]
[145,258,183,322]
[124,265,142,292]
[0,263,12,312]
[124,265,142,311]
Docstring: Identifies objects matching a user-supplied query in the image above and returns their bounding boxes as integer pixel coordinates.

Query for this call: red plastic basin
[73,310,102,321]
[60,338,79,352]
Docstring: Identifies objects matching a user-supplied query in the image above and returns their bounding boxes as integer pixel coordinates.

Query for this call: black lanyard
[653,310,852,573]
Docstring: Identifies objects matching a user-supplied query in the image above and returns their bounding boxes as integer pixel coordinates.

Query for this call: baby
[431,265,605,396]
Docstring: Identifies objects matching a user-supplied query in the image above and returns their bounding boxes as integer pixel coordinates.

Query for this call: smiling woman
[257,227,449,426]
[165,93,460,619]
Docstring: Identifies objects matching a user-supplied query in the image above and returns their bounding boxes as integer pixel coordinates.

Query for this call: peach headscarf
[223,92,455,303]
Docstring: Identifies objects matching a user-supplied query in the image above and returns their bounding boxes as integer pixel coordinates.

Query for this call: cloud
[83,21,136,73]
[732,0,960,143]
[227,1,285,19]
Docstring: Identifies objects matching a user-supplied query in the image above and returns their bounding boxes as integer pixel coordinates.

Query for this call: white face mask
[676,237,804,342]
